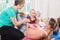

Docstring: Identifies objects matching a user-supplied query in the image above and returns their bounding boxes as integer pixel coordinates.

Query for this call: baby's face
[30,10,36,17]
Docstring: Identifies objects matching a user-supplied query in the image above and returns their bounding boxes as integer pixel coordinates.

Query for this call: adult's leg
[0,26,24,40]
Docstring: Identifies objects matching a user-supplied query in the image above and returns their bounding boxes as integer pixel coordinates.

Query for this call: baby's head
[30,9,36,17]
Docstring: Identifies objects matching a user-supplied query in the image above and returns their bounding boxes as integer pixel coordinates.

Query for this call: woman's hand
[24,18,30,23]
[10,17,30,26]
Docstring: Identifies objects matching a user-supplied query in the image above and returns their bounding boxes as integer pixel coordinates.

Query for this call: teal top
[0,6,18,28]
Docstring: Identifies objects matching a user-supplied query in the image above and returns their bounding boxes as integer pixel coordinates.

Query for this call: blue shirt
[52,29,60,40]
[0,6,18,28]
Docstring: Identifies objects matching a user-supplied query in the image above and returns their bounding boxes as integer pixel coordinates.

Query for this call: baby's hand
[24,18,30,23]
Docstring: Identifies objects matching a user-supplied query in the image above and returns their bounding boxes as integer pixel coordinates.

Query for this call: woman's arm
[27,28,48,39]
[10,17,30,26]
[25,24,48,39]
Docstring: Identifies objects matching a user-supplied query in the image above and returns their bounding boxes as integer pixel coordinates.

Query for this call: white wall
[48,0,60,18]
[1,0,59,18]
[41,0,49,19]
[7,0,14,7]
[30,0,49,19]
[30,0,35,10]
[30,0,60,19]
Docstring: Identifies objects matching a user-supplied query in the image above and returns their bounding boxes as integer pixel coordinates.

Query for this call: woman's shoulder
[1,6,13,13]
[6,6,13,11]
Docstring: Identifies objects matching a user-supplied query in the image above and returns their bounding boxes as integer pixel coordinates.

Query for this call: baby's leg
[29,24,36,28]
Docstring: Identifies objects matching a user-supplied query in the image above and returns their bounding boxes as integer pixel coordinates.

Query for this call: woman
[51,17,60,40]
[0,0,30,40]
[24,18,57,40]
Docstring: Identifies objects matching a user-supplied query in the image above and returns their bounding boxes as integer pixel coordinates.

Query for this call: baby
[27,9,38,28]
[22,9,39,40]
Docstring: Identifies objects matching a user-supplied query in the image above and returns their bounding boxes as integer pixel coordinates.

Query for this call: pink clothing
[22,37,40,40]
[22,37,32,40]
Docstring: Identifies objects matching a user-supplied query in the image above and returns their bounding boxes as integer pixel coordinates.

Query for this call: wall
[7,0,14,7]
[0,0,60,18]
[30,0,60,19]
[48,0,60,18]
